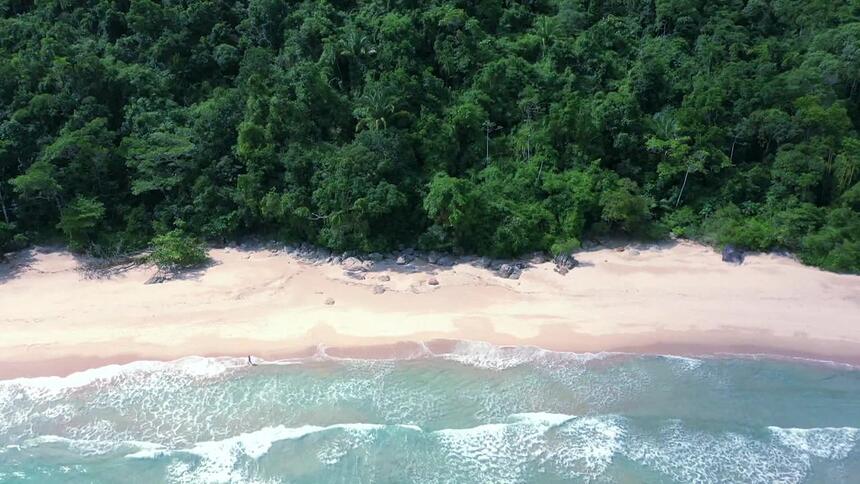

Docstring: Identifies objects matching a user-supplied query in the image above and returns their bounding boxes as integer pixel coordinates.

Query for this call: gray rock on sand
[436,256,456,267]
[324,297,335,305]
[553,253,579,273]
[530,252,548,264]
[427,252,440,264]
[378,275,391,282]
[497,264,516,279]
[396,254,414,265]
[343,257,373,271]
[476,257,493,269]
[427,277,439,286]
[721,245,745,264]
[368,252,384,262]
[344,271,366,280]
[373,285,386,294]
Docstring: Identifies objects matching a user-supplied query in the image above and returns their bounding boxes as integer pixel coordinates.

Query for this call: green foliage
[56,196,105,251]
[0,0,859,272]
[149,230,208,269]
[0,221,13,253]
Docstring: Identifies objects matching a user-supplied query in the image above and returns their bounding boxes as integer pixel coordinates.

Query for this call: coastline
[1,240,859,379]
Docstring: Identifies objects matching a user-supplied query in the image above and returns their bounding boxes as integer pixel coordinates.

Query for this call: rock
[401,247,415,256]
[427,252,440,264]
[372,285,386,294]
[344,271,366,280]
[436,256,455,267]
[476,257,493,269]
[330,256,342,265]
[396,254,414,265]
[342,257,371,271]
[629,249,640,256]
[368,252,384,262]
[324,297,335,305]
[427,277,439,286]
[530,252,548,264]
[509,269,522,280]
[497,263,516,279]
[378,275,391,282]
[553,254,579,274]
[721,245,745,265]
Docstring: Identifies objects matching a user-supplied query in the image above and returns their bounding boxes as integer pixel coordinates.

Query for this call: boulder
[343,257,372,271]
[324,297,335,305]
[721,245,745,265]
[378,275,391,282]
[530,252,548,264]
[427,252,440,264]
[372,285,386,294]
[344,271,366,280]
[427,277,439,286]
[497,263,516,279]
[476,257,493,269]
[508,269,522,280]
[368,252,384,262]
[553,254,579,274]
[436,255,456,267]
[395,254,413,265]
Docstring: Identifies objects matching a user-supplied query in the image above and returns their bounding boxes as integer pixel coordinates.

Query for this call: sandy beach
[1,241,858,378]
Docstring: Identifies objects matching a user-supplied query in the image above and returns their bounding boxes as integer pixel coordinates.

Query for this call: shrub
[149,230,207,269]
[550,237,581,256]
[56,196,105,251]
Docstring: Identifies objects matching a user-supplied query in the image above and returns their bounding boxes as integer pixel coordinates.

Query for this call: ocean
[1,341,858,483]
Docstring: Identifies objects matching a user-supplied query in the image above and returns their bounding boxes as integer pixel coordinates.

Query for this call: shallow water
[1,341,859,483]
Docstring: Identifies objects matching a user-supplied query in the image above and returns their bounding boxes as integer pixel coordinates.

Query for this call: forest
[1,0,858,272]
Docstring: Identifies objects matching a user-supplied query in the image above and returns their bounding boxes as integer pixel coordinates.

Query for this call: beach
[1,240,858,378]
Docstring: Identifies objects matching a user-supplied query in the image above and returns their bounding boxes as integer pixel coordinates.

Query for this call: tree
[56,196,105,251]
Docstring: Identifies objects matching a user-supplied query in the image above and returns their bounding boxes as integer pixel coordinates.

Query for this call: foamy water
[1,341,859,483]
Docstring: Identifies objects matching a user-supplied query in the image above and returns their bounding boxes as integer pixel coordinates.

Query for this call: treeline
[0,0,858,272]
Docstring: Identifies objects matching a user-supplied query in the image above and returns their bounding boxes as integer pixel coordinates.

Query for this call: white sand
[1,240,858,377]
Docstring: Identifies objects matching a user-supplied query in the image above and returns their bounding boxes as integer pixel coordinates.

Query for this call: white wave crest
[439,340,616,370]
[769,426,859,460]
[0,356,245,394]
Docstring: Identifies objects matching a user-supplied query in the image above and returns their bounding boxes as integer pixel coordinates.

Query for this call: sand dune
[1,240,858,378]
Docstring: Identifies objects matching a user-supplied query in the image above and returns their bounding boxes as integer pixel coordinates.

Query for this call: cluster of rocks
[552,253,579,275]
[264,241,585,280]
[721,245,745,264]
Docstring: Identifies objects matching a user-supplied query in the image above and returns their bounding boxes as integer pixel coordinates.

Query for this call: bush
[149,230,208,269]
[550,237,581,256]
[56,196,105,251]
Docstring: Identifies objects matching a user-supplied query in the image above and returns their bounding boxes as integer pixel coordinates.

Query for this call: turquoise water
[1,341,859,483]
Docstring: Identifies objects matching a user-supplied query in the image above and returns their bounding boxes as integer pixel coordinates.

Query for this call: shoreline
[1,241,859,379]
[2,339,858,384]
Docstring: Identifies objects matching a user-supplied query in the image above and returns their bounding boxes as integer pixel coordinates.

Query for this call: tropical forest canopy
[1,0,859,272]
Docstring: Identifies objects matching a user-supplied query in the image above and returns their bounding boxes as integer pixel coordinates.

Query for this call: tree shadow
[171,258,221,281]
[77,254,147,280]
[0,249,35,285]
